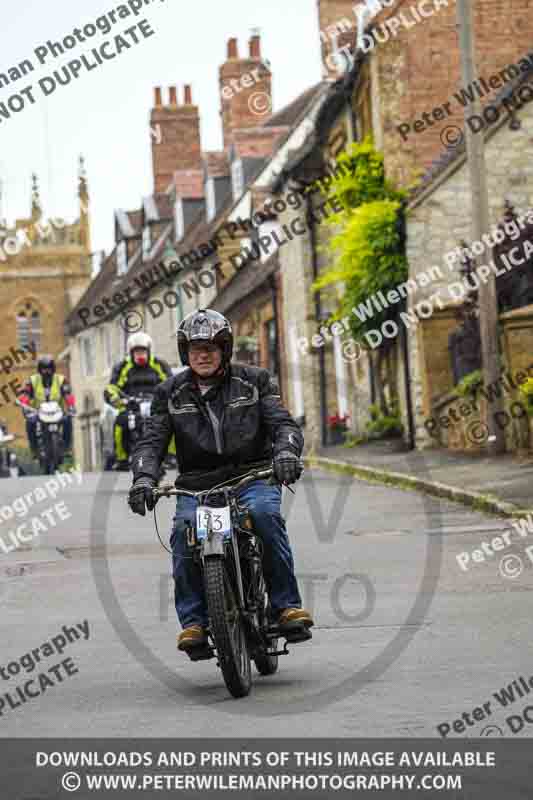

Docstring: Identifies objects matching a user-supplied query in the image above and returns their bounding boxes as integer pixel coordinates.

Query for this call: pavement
[1,467,533,740]
[315,439,533,516]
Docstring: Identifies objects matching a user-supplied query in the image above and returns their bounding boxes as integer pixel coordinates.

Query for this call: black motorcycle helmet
[37,355,55,385]
[177,309,233,367]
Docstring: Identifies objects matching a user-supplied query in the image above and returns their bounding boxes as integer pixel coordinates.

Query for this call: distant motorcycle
[115,392,168,479]
[17,399,72,475]
[124,393,153,454]
[0,428,21,478]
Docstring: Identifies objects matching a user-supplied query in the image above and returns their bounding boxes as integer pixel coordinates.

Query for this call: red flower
[327,413,350,429]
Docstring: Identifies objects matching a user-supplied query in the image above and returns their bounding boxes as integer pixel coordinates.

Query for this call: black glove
[128,476,157,516]
[273,451,303,486]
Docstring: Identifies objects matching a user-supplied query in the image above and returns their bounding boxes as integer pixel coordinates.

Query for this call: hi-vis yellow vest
[30,374,65,405]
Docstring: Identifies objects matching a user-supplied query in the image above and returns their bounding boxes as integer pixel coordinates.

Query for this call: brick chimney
[150,85,202,194]
[219,33,273,148]
[317,0,358,79]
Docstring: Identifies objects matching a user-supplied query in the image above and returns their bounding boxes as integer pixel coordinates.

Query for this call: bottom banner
[2,738,531,798]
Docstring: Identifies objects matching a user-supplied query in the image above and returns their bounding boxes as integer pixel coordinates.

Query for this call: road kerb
[305,456,533,519]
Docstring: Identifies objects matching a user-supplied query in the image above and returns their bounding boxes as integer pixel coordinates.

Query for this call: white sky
[0,0,322,255]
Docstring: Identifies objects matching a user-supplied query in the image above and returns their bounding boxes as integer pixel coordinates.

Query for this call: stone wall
[375,0,533,188]
[0,239,91,442]
[406,99,533,448]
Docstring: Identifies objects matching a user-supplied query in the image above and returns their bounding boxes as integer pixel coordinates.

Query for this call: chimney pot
[227,37,238,59]
[154,87,162,106]
[249,34,261,59]
[169,86,177,105]
[184,84,193,105]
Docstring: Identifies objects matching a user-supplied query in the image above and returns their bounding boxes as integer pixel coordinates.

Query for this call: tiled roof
[264,83,326,128]
[231,126,289,159]
[68,79,332,330]
[212,250,279,316]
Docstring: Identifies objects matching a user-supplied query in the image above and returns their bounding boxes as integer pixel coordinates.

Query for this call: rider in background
[127,309,313,656]
[104,332,173,470]
[18,355,76,459]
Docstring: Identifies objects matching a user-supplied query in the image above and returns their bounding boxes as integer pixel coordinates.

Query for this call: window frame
[174,197,184,241]
[231,159,245,201]
[16,307,41,350]
[100,325,113,373]
[79,334,96,378]
[142,225,151,260]
[116,240,128,276]
[206,178,216,222]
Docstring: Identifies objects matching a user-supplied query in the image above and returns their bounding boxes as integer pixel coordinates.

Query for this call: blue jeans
[170,479,302,628]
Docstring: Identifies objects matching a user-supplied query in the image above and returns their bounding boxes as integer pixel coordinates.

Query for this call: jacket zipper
[205,401,223,454]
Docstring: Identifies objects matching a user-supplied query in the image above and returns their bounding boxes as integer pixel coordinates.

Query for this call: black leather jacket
[132,363,303,487]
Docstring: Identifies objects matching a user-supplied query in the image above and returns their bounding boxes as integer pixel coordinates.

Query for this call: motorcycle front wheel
[204,558,252,698]
[47,433,62,474]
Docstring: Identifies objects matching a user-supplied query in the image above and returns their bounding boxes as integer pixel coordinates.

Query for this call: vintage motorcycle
[116,392,153,469]
[116,392,173,478]
[17,399,70,475]
[154,466,311,699]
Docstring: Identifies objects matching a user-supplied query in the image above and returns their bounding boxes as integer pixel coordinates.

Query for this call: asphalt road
[1,466,532,738]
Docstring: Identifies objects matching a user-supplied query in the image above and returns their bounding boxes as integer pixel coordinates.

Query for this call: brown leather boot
[177,625,208,652]
[278,608,314,629]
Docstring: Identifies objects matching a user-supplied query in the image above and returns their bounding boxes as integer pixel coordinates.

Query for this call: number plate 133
[196,506,232,540]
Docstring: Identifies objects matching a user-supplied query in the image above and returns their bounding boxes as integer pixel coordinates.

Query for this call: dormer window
[117,241,127,276]
[206,178,216,222]
[142,225,151,260]
[174,197,184,241]
[232,159,244,201]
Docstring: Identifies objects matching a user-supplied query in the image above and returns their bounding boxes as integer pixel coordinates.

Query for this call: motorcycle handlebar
[154,467,275,500]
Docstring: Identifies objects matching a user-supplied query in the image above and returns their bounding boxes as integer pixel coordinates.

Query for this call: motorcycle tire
[254,599,279,676]
[204,558,252,699]
[47,435,61,474]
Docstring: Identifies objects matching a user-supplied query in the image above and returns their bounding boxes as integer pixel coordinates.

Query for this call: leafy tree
[312,138,408,415]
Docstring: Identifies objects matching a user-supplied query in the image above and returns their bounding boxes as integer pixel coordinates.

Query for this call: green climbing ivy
[312,137,408,345]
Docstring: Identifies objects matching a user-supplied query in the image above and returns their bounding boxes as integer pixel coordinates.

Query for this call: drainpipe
[368,352,376,405]
[400,303,416,451]
[306,193,328,448]
[268,273,282,397]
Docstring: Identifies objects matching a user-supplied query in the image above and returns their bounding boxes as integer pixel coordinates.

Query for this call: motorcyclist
[104,332,173,470]
[127,309,313,656]
[18,355,76,459]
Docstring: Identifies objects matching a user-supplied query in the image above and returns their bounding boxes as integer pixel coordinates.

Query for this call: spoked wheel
[204,558,252,698]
